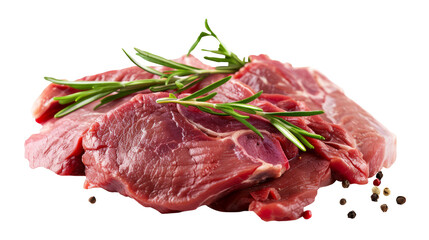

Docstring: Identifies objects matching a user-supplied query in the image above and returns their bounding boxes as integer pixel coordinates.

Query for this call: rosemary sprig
[46,48,240,118]
[46,20,249,118]
[156,76,325,151]
[188,19,249,69]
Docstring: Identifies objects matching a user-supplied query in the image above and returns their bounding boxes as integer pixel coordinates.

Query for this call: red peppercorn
[373,178,381,186]
[303,210,312,219]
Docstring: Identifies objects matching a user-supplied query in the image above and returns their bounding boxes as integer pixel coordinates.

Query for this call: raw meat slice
[82,92,289,212]
[258,94,367,184]
[188,78,368,183]
[25,55,208,175]
[32,55,208,124]
[26,66,155,175]
[234,54,396,176]
[33,66,154,124]
[25,97,132,175]
[210,152,332,221]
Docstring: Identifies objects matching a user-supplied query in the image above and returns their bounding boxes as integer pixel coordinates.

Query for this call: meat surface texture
[25,55,203,176]
[25,53,396,221]
[25,66,153,175]
[234,54,396,177]
[188,78,368,183]
[82,92,288,212]
[210,153,332,221]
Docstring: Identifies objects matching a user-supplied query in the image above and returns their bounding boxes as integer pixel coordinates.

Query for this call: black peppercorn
[347,211,356,219]
[396,196,406,205]
[89,196,96,204]
[376,171,383,180]
[380,204,388,212]
[371,193,379,202]
[340,198,347,205]
[342,180,350,188]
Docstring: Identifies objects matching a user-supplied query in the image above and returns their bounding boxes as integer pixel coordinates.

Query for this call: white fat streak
[230,130,286,184]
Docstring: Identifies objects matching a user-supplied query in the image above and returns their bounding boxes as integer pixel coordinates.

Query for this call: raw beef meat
[25,98,132,175]
[189,77,368,184]
[25,55,206,175]
[25,52,395,221]
[234,54,396,176]
[32,66,154,124]
[26,66,155,175]
[82,92,288,212]
[210,152,332,221]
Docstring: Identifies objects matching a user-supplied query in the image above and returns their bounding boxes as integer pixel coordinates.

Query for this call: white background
[1,0,428,239]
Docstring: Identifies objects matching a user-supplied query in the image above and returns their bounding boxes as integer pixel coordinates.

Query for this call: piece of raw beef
[233,54,396,176]
[82,92,289,212]
[25,56,205,176]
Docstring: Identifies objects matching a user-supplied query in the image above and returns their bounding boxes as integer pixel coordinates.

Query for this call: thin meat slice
[210,152,332,221]
[25,97,132,175]
[33,66,155,124]
[235,54,396,176]
[32,55,208,124]
[25,55,208,176]
[82,92,289,212]
[188,78,368,183]
[258,94,367,184]
[26,66,155,175]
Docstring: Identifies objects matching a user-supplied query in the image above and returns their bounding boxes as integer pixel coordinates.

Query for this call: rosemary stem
[156,99,216,109]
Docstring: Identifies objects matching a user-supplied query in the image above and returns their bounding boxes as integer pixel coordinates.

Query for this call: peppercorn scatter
[347,211,356,219]
[373,178,381,186]
[376,171,383,180]
[88,196,96,204]
[302,210,312,219]
[339,171,406,219]
[372,186,380,195]
[342,180,350,188]
[380,204,388,212]
[383,187,391,196]
[396,196,406,205]
[371,193,379,202]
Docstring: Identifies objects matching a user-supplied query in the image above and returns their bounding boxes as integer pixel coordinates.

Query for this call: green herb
[46,20,247,118]
[188,19,248,69]
[156,76,325,151]
[46,49,239,118]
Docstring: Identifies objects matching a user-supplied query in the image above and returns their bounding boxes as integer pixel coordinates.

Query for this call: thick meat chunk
[25,55,205,175]
[82,92,288,212]
[234,55,396,176]
[210,152,332,221]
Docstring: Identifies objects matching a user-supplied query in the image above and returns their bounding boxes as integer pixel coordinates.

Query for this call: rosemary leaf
[270,117,306,151]
[45,77,123,90]
[264,110,324,117]
[196,106,228,116]
[289,128,314,149]
[218,107,250,119]
[196,92,217,102]
[188,32,210,55]
[217,103,261,114]
[203,56,230,63]
[135,48,199,71]
[94,88,142,110]
[233,91,263,104]
[174,76,204,94]
[181,76,231,101]
[271,116,325,140]
[122,49,165,76]
[54,91,114,117]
